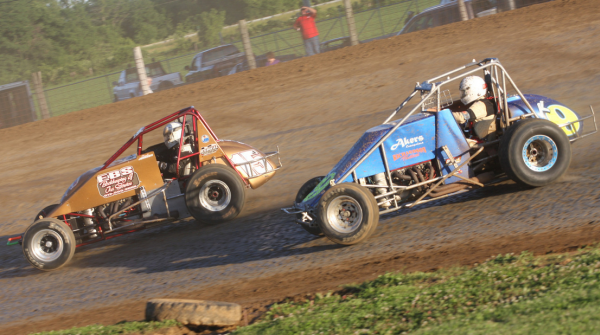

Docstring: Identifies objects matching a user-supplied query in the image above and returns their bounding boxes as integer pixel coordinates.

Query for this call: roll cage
[101,106,244,183]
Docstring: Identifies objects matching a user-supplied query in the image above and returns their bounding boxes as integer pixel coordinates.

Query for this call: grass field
[39,0,439,117]
[33,245,600,334]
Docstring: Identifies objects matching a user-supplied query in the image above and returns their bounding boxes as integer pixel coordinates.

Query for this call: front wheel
[22,218,76,271]
[185,164,246,225]
[499,119,571,188]
[317,183,379,245]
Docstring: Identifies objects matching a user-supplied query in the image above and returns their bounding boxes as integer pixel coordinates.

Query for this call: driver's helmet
[459,76,487,105]
[163,122,183,149]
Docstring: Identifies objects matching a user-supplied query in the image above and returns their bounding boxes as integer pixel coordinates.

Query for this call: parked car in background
[112,62,183,102]
[184,44,245,84]
[398,0,552,36]
[397,0,496,36]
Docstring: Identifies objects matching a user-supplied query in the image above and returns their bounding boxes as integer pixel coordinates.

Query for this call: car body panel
[507,94,583,137]
[50,153,164,218]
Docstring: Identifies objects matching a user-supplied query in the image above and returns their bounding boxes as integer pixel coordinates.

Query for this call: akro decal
[391,135,425,150]
[97,166,140,198]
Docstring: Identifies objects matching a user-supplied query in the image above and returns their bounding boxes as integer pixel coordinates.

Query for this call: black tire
[499,118,571,188]
[22,218,76,271]
[295,176,325,236]
[185,164,246,225]
[317,183,379,245]
[157,81,175,91]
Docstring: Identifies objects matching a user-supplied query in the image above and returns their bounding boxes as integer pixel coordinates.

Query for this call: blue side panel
[507,94,583,137]
[435,109,472,184]
[301,113,437,208]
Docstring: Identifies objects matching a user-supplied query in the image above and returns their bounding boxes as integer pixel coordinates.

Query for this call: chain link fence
[0,0,552,129]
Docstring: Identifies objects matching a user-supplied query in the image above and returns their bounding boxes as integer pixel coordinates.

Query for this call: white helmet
[459,76,487,105]
[163,122,182,149]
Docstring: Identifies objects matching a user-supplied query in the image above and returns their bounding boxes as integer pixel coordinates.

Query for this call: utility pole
[133,46,152,95]
[342,0,359,46]
[238,20,256,70]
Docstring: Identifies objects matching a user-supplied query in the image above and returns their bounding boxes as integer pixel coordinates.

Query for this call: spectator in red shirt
[293,6,320,56]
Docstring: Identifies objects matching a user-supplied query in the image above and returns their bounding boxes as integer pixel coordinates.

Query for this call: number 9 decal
[545,104,580,136]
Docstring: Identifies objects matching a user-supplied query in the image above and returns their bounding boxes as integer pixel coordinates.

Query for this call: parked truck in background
[112,62,183,102]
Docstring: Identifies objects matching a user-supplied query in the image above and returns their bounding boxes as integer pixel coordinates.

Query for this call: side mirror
[112,81,118,86]
[184,65,190,71]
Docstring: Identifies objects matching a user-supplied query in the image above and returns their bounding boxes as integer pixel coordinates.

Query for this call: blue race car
[282,58,597,245]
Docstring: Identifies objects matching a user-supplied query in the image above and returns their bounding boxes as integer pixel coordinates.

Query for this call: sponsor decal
[97,166,140,198]
[391,135,425,150]
[200,144,219,156]
[138,153,154,160]
[201,135,210,143]
[393,147,426,161]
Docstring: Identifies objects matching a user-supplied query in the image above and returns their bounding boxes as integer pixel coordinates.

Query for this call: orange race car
[7,106,282,271]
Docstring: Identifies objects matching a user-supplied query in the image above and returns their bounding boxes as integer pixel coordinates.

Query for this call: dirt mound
[1,0,600,333]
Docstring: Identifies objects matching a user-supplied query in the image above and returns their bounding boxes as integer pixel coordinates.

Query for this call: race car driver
[452,76,497,140]
[143,122,192,178]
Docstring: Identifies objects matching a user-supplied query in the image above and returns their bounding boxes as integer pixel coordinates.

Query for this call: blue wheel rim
[522,135,558,172]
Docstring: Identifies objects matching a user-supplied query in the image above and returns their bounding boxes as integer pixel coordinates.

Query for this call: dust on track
[1,0,600,333]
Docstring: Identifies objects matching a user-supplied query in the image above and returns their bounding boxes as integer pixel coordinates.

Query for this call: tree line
[0,0,402,86]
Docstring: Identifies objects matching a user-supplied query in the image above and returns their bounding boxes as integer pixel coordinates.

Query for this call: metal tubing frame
[232,147,283,179]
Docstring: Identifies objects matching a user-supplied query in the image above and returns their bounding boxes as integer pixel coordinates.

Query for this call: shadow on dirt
[0,180,524,278]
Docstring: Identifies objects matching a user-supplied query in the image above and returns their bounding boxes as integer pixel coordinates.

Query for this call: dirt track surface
[1,0,600,333]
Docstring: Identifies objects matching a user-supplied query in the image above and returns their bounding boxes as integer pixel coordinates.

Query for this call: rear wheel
[185,164,246,225]
[499,119,571,187]
[317,183,379,245]
[22,218,76,271]
[295,176,324,236]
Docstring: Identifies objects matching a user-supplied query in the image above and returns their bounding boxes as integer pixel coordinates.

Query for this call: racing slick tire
[295,176,325,236]
[22,218,76,271]
[317,183,379,245]
[185,164,246,225]
[499,118,571,188]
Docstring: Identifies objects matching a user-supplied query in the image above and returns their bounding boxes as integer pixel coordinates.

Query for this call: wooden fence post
[31,71,51,119]
[458,0,469,21]
[342,0,359,46]
[239,20,257,70]
[134,46,152,95]
[507,0,516,10]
